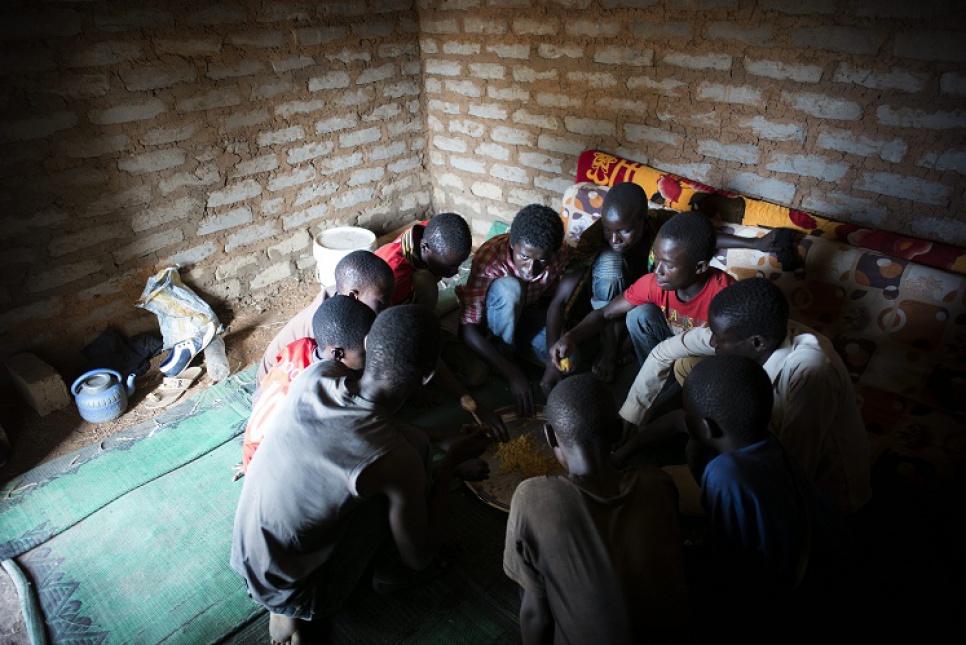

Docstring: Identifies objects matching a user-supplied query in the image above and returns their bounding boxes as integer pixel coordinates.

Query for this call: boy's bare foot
[592,353,617,383]
[269,613,302,645]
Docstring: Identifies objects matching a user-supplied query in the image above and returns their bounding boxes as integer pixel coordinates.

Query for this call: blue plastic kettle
[71,369,136,424]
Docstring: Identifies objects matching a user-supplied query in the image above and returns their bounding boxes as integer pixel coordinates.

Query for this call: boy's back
[232,360,409,611]
[700,434,850,596]
[504,465,690,643]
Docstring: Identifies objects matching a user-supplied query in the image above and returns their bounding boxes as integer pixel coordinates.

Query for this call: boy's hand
[454,457,490,482]
[446,427,491,464]
[539,363,562,398]
[476,403,509,442]
[592,352,617,383]
[550,335,576,368]
[437,424,481,453]
[508,371,535,418]
[754,228,797,259]
[754,228,783,253]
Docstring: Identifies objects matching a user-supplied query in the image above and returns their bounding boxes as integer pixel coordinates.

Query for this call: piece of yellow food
[495,434,559,479]
[557,356,572,372]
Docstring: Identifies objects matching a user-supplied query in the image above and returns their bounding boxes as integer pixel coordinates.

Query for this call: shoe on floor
[159,321,217,377]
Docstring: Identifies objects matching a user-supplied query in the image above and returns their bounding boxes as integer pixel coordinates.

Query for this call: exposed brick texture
[0,0,964,375]
[419,0,966,256]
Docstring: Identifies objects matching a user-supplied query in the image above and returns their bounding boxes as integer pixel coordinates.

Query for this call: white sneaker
[158,321,217,377]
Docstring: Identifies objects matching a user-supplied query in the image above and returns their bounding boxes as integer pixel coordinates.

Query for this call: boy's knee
[592,249,623,279]
[626,303,664,332]
[486,276,524,307]
[591,252,625,309]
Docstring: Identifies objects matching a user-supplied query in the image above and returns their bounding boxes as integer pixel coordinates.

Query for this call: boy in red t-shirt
[551,212,734,376]
[241,295,376,475]
[375,212,471,309]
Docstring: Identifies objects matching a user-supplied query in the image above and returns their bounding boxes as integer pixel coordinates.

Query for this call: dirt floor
[0,278,319,643]
[1,220,423,480]
[0,277,317,483]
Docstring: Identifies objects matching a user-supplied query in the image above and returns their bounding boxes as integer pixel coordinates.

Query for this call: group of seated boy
[231,184,873,643]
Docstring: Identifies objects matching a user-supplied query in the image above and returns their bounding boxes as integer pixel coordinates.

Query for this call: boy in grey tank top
[231,305,491,644]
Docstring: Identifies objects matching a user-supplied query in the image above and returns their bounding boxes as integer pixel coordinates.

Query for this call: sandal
[144,366,203,409]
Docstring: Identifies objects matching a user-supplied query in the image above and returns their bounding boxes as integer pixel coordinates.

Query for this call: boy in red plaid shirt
[457,204,582,417]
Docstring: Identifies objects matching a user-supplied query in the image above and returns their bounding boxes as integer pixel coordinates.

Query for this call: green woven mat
[0,364,536,644]
[0,367,259,644]
[16,435,262,643]
[0,367,256,559]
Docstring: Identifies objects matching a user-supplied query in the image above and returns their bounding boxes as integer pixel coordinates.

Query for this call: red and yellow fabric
[742,205,966,276]
[575,149,717,211]
[242,337,318,473]
[575,149,966,276]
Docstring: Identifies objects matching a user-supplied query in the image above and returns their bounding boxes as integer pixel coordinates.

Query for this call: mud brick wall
[420,0,966,241]
[1,0,964,375]
[0,1,430,370]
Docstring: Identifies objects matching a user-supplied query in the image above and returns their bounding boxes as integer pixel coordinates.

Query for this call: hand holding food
[454,457,490,482]
[508,372,535,418]
[550,334,576,368]
[477,402,510,442]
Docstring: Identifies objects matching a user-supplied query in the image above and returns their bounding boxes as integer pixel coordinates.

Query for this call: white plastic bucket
[312,226,377,288]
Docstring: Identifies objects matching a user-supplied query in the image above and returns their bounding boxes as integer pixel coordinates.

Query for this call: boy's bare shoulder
[356,441,425,498]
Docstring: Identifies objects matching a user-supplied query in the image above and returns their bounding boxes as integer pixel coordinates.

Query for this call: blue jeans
[590,249,627,310]
[485,276,548,366]
[626,303,673,365]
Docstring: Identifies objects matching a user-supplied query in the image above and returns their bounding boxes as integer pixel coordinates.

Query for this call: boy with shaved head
[256,249,394,387]
[682,355,852,637]
[241,295,377,475]
[503,373,690,644]
[378,212,507,439]
[616,277,872,515]
[376,211,473,310]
